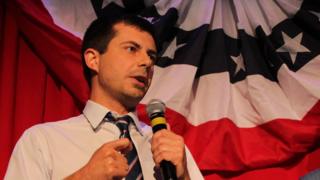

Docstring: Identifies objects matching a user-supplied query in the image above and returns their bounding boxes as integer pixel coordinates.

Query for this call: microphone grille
[146,99,165,117]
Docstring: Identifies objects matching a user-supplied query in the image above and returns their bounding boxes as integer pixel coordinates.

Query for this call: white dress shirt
[5,100,203,180]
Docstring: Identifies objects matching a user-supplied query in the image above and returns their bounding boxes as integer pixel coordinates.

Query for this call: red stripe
[137,100,320,177]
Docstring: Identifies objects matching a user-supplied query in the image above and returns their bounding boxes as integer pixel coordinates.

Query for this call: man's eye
[126,46,137,52]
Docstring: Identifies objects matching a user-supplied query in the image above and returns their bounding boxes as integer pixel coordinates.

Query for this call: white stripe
[128,156,138,172]
[142,56,320,127]
[294,55,320,98]
[277,55,320,117]
[232,0,300,37]
[41,0,96,39]
[154,0,303,38]
[117,120,128,124]
[43,0,303,39]
[137,173,143,180]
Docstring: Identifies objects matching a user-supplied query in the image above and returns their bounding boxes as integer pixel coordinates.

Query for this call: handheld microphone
[146,99,177,180]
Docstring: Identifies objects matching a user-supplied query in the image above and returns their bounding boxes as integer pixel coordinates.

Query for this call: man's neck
[90,97,130,115]
[89,89,131,115]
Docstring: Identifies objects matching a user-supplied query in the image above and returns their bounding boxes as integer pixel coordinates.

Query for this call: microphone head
[146,99,165,117]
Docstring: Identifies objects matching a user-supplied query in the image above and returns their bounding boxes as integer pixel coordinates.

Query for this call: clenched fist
[151,129,190,180]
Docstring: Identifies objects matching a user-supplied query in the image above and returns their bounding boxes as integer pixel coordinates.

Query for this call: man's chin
[131,85,149,98]
[127,92,145,102]
[121,90,146,108]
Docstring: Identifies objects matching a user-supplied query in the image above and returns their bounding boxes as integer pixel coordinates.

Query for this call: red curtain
[0,1,89,178]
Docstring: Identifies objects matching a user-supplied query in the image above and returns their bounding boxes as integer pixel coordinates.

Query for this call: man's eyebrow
[121,41,157,54]
[120,41,141,48]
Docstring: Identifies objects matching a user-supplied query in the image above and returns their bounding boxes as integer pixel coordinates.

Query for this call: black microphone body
[147,100,178,180]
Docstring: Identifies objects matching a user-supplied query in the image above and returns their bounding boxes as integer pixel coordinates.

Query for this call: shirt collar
[83,100,144,135]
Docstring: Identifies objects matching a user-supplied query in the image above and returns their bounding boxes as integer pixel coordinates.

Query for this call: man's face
[96,23,157,109]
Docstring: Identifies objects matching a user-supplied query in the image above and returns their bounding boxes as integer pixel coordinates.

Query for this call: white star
[276,32,310,64]
[144,17,155,23]
[143,17,160,24]
[102,0,124,8]
[310,11,320,21]
[231,53,245,76]
[162,37,187,59]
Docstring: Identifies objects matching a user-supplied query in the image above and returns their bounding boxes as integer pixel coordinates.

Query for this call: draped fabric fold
[0,1,89,177]
[1,0,319,179]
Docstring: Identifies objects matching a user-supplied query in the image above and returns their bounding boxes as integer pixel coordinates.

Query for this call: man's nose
[138,51,153,67]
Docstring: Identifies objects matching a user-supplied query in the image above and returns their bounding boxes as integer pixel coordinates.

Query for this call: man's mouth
[132,75,148,87]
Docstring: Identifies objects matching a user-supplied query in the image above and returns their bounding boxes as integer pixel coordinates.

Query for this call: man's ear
[84,48,100,73]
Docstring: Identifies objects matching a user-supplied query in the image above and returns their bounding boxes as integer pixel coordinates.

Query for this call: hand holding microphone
[147,99,190,180]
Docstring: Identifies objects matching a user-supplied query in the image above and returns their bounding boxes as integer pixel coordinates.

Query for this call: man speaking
[5,15,203,180]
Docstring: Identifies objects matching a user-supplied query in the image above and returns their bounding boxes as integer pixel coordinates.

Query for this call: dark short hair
[81,14,158,87]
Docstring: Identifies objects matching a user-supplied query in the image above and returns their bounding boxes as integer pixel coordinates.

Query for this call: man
[5,15,203,179]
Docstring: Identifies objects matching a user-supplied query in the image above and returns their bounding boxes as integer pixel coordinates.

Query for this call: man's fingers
[152,129,177,140]
[114,138,133,154]
[104,157,129,178]
[152,144,183,163]
[103,138,131,152]
[150,129,188,178]
[120,141,133,154]
[151,130,184,152]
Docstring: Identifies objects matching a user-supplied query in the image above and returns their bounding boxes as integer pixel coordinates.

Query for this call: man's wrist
[64,166,90,180]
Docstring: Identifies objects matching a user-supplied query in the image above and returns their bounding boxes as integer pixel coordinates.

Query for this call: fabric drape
[1,0,319,179]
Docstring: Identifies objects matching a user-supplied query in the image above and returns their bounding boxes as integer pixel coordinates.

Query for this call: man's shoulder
[23,114,86,136]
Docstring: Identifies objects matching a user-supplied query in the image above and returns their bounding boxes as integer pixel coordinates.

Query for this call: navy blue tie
[105,113,143,180]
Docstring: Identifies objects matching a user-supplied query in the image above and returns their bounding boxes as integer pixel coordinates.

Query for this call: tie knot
[116,115,131,125]
[104,113,133,138]
[116,115,132,139]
